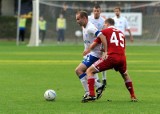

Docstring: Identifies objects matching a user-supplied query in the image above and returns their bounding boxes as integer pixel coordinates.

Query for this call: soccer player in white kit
[88,4,107,87]
[113,7,134,43]
[75,11,107,102]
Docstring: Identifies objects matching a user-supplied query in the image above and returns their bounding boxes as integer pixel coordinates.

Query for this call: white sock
[93,73,102,89]
[93,73,99,81]
[102,71,107,80]
[80,74,89,93]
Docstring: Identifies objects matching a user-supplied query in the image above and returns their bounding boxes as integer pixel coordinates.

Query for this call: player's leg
[61,29,65,42]
[118,56,137,102]
[94,73,106,99]
[121,72,137,102]
[57,30,60,43]
[101,71,107,87]
[76,54,105,102]
[39,30,42,40]
[21,29,25,42]
[94,60,107,99]
[81,66,97,102]
[19,29,24,42]
[59,29,63,42]
[42,30,45,42]
[93,73,102,90]
[75,63,89,97]
[85,55,103,94]
[82,54,102,90]
[101,50,107,86]
[19,30,22,41]
[85,58,108,102]
[89,55,116,100]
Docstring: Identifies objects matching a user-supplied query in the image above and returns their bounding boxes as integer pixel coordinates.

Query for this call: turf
[0,42,160,114]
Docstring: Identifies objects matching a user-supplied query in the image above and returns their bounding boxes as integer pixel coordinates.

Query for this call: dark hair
[94,4,100,9]
[76,10,88,19]
[114,7,121,11]
[105,18,115,25]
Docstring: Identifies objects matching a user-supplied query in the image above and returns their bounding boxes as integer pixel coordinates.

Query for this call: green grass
[0,41,160,114]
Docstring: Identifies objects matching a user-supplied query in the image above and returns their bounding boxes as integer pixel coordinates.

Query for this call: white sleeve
[88,26,102,37]
[88,16,91,21]
[124,18,130,29]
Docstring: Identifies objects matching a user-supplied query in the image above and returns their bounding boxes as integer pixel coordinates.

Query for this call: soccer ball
[75,30,82,37]
[44,89,56,101]
[39,39,42,44]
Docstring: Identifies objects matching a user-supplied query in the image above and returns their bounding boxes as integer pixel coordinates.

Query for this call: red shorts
[93,54,127,74]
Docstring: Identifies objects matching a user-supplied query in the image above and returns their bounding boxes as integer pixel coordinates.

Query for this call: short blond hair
[114,7,121,11]
[76,10,88,19]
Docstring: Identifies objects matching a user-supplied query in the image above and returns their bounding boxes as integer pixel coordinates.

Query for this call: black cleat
[96,85,105,99]
[81,95,96,103]
[102,79,107,87]
[81,92,89,102]
[82,92,88,99]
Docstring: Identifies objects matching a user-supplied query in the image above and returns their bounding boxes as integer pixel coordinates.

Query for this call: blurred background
[0,0,160,45]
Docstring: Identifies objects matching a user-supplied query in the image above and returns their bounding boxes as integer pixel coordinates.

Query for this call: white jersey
[88,15,105,31]
[83,21,102,58]
[113,16,130,34]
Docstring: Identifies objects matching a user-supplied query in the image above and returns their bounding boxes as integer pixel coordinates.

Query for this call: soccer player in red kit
[83,18,137,102]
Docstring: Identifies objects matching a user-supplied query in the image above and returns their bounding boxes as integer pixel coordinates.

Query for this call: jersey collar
[108,26,116,29]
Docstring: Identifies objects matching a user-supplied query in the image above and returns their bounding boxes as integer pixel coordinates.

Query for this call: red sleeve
[94,38,102,44]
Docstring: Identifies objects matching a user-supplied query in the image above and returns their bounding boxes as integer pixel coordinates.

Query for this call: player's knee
[75,67,79,74]
[75,67,83,76]
[86,67,93,76]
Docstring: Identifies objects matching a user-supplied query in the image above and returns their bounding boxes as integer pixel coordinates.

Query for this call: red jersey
[95,26,125,55]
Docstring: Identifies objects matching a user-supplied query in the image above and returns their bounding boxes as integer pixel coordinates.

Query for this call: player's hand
[83,49,90,56]
[102,52,108,60]
[130,36,134,43]
[100,47,105,52]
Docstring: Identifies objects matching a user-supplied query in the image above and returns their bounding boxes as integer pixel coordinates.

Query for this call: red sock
[125,81,136,98]
[88,77,95,97]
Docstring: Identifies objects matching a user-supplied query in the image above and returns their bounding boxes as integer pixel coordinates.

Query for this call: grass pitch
[0,42,160,114]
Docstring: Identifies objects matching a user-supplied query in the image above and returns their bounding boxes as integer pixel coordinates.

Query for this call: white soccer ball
[44,89,56,101]
[75,30,82,37]
[39,39,42,44]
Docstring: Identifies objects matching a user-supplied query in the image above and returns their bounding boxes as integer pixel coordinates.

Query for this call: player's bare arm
[127,29,134,43]
[83,42,98,56]
[96,34,108,60]
[98,34,107,52]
